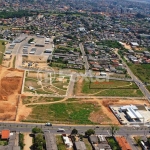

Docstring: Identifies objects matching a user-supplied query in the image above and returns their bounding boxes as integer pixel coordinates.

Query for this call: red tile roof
[116,136,132,150]
[1,129,10,139]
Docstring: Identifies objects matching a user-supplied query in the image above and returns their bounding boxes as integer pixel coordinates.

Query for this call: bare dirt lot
[0,66,24,121]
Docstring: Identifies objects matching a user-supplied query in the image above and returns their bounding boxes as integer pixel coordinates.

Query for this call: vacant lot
[106,137,121,150]
[128,63,150,83]
[23,101,111,124]
[23,72,70,95]
[0,66,23,121]
[75,77,143,97]
[0,40,5,64]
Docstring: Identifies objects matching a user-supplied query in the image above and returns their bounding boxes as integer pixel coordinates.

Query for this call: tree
[71,128,78,135]
[32,127,42,134]
[85,129,95,136]
[110,125,119,137]
[34,133,45,150]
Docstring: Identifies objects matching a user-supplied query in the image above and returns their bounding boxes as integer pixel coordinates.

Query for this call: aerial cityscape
[0,0,150,149]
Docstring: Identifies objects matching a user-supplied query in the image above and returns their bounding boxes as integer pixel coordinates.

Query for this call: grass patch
[0,140,8,146]
[19,133,25,150]
[106,137,121,150]
[0,40,5,64]
[78,78,143,97]
[146,86,150,92]
[128,63,150,83]
[24,102,101,124]
[56,135,66,150]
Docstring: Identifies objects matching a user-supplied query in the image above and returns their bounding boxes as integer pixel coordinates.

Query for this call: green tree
[34,133,45,150]
[85,129,95,136]
[71,128,78,135]
[110,125,119,137]
[32,127,42,134]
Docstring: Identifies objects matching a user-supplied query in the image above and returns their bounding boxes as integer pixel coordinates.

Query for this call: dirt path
[24,133,32,150]
[25,97,68,106]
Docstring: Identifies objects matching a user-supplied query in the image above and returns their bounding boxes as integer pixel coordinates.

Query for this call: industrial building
[110,104,150,125]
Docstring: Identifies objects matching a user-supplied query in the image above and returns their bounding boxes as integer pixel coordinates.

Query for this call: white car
[57,128,65,132]
[45,122,52,126]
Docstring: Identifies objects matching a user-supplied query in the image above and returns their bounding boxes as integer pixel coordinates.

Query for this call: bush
[19,133,25,150]
[32,127,42,134]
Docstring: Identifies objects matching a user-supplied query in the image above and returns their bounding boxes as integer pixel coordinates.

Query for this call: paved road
[79,43,90,74]
[0,122,149,149]
[116,50,150,100]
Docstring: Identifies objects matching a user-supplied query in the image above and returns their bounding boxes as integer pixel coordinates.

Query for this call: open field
[0,66,24,121]
[0,40,6,64]
[128,63,150,83]
[23,101,107,124]
[19,97,149,125]
[74,77,143,97]
[23,71,70,95]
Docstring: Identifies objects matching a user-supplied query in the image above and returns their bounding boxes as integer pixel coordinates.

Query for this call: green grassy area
[147,86,150,92]
[22,96,63,104]
[56,135,66,150]
[0,40,5,64]
[0,140,8,146]
[128,63,150,83]
[90,79,137,89]
[83,138,92,150]
[107,137,121,150]
[78,78,143,97]
[24,102,102,124]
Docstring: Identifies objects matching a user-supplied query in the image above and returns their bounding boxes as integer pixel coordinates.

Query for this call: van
[57,128,65,132]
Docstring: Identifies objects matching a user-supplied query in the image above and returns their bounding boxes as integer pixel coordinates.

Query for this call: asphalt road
[0,122,149,150]
[79,43,90,74]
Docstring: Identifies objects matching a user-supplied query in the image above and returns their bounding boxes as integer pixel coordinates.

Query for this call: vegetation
[28,38,34,43]
[34,133,45,150]
[32,127,43,134]
[85,129,95,136]
[109,125,119,136]
[96,40,123,49]
[0,140,8,146]
[0,10,33,19]
[77,78,143,97]
[56,135,66,150]
[0,40,5,64]
[19,133,25,150]
[128,63,150,83]
[71,128,78,135]
[107,137,121,150]
[25,102,101,124]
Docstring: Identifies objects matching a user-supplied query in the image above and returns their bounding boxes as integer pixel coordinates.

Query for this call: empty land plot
[75,77,143,97]
[129,63,150,83]
[23,72,70,95]
[23,102,110,124]
[22,96,63,104]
